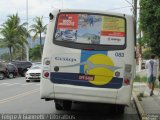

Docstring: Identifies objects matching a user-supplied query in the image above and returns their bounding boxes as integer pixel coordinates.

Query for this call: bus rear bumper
[41,83,131,106]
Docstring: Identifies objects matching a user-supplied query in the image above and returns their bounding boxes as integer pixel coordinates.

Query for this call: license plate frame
[32,76,39,78]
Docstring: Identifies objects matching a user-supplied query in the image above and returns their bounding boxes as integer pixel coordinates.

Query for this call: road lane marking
[0,83,12,86]
[6,83,21,86]
[0,82,40,86]
[0,89,39,104]
[21,83,33,85]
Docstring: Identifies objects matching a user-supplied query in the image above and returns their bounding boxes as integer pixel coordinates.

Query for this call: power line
[106,6,132,11]
[123,0,133,6]
[0,16,49,23]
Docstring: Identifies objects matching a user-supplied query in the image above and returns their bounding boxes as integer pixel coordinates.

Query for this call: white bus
[40,9,135,113]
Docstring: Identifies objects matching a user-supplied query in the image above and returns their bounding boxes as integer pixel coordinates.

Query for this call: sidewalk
[133,82,160,120]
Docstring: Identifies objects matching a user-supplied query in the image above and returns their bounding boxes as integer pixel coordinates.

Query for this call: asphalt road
[0,77,139,120]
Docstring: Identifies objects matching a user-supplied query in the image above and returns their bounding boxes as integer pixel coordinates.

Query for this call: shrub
[134,75,141,82]
[142,49,151,59]
[140,76,147,82]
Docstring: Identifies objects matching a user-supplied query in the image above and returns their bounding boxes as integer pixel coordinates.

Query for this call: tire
[0,72,5,80]
[115,105,125,114]
[26,80,30,82]
[110,104,125,114]
[55,101,63,110]
[22,70,27,77]
[8,73,14,79]
[63,100,72,111]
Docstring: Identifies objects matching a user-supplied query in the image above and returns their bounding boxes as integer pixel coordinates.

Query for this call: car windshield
[30,65,42,70]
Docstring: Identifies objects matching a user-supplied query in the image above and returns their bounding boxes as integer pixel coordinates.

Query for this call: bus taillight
[124,79,130,85]
[43,71,49,78]
[123,64,132,86]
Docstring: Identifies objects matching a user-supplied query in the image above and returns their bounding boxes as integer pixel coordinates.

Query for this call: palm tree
[0,13,29,61]
[13,22,29,60]
[29,16,47,56]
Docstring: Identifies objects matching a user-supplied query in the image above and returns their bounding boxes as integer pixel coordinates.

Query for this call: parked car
[6,63,18,78]
[9,61,32,77]
[0,62,8,80]
[25,64,42,82]
[31,62,41,67]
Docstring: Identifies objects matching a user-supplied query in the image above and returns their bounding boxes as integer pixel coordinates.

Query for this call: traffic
[0,61,41,82]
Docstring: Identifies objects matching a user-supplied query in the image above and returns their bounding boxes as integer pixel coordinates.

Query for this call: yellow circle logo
[84,54,114,85]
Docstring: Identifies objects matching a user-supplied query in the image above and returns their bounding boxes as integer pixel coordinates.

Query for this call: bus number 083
[115,52,124,57]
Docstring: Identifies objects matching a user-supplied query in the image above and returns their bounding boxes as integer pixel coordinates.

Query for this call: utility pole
[133,0,137,42]
[133,0,141,71]
[26,0,29,61]
[133,0,137,21]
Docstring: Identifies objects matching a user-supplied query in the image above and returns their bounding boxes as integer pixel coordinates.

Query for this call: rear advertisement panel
[55,13,125,46]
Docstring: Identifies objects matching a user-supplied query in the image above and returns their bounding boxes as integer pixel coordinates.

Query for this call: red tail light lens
[124,79,130,85]
[44,72,49,77]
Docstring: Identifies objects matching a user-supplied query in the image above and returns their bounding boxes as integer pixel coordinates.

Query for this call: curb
[132,91,149,120]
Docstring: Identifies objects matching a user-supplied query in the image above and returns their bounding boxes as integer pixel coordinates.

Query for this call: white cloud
[0,0,134,25]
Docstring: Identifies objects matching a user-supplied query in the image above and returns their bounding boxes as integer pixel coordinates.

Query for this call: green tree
[29,16,47,56]
[0,53,10,62]
[0,13,29,61]
[29,45,42,61]
[142,49,151,59]
[139,0,160,57]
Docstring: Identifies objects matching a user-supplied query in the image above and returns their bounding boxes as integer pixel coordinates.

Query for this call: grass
[134,75,147,82]
[134,75,160,88]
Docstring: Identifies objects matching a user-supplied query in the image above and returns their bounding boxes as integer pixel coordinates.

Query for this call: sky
[0,0,136,26]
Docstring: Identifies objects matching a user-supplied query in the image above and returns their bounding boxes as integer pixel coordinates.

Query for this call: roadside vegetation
[29,17,47,57]
[139,0,160,58]
[134,75,147,82]
[134,75,160,88]
[0,14,28,61]
[0,13,46,62]
[29,45,42,61]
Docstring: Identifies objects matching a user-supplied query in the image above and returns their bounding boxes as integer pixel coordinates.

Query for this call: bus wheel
[55,100,63,110]
[63,100,72,111]
[116,105,125,114]
[0,72,5,80]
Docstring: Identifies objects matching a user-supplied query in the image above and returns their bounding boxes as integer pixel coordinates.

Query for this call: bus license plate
[78,74,94,81]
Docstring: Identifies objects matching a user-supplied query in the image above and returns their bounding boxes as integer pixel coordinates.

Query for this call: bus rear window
[53,12,126,50]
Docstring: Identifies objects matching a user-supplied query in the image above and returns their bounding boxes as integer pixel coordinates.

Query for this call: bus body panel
[54,84,117,104]
[40,9,135,106]
[50,51,124,89]
[40,80,131,105]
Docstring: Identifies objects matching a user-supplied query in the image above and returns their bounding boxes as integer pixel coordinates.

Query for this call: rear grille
[30,73,41,76]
